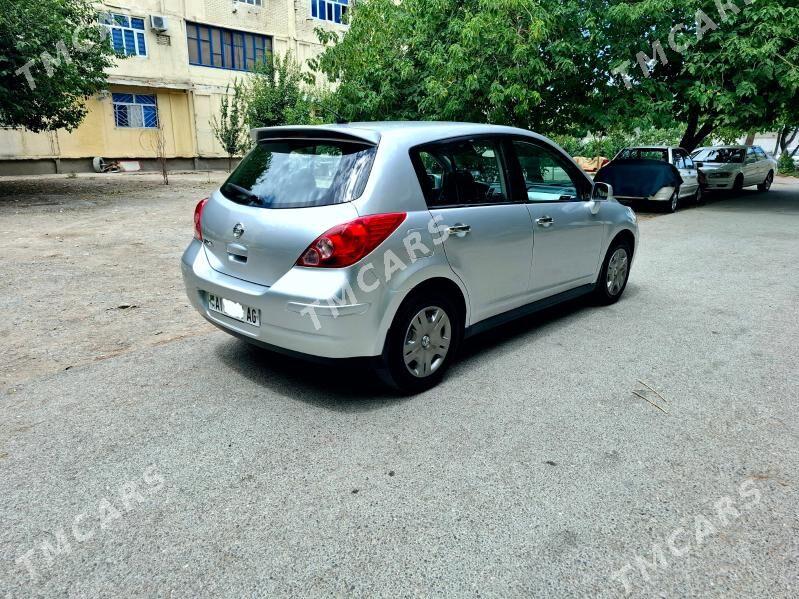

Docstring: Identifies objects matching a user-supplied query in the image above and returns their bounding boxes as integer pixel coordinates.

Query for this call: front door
[416,138,534,323]
[508,139,605,298]
[673,149,699,198]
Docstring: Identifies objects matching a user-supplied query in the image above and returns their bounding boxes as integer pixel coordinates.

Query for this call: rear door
[743,147,760,185]
[201,135,376,287]
[414,137,534,323]
[508,139,605,297]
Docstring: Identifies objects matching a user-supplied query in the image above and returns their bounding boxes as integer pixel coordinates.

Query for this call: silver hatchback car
[182,122,638,392]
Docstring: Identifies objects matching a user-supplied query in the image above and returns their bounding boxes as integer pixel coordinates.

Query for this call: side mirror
[592,181,612,200]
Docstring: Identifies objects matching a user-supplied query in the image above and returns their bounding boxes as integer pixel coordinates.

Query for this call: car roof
[251,121,555,148]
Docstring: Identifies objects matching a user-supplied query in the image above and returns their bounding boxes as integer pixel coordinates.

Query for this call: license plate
[207,293,260,327]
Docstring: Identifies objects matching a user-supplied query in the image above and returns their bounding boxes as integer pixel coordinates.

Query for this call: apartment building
[0,0,348,175]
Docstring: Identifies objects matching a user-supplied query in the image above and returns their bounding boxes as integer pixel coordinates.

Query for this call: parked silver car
[182,122,639,392]
[691,145,776,192]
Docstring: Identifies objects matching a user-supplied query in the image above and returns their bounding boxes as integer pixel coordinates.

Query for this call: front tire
[694,185,705,205]
[758,170,774,192]
[377,292,462,394]
[593,240,632,305]
[733,174,744,193]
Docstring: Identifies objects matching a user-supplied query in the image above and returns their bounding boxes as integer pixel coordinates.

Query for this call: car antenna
[310,99,349,124]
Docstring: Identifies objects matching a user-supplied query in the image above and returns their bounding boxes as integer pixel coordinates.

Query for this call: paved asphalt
[1,183,797,597]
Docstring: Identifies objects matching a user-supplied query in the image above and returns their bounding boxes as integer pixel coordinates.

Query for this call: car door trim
[464,283,595,338]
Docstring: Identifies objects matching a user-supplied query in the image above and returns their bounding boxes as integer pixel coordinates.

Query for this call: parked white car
[691,145,776,192]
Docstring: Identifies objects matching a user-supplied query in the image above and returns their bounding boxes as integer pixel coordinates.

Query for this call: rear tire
[376,291,463,394]
[593,240,632,305]
[662,187,679,213]
[758,170,773,192]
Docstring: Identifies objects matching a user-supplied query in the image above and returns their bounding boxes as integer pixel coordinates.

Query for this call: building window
[239,0,262,5]
[311,0,349,24]
[102,13,147,56]
[112,93,159,128]
[186,22,272,71]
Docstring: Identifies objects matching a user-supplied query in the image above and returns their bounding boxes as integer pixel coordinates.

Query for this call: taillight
[194,198,208,240]
[297,213,407,268]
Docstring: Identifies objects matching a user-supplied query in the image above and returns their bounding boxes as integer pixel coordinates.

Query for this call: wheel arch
[610,228,636,258]
[376,275,469,356]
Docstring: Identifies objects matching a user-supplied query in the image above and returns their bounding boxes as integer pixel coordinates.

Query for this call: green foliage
[778,152,796,175]
[313,0,799,150]
[0,0,117,131]
[601,0,799,150]
[551,127,683,158]
[245,52,320,129]
[313,0,602,133]
[210,80,250,172]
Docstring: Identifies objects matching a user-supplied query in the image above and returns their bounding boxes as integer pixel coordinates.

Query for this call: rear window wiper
[222,183,260,204]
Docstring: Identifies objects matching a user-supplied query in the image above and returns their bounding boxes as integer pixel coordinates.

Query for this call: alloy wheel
[403,306,452,378]
[606,248,629,296]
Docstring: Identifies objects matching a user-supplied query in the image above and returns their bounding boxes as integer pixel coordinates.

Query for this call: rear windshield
[220,138,376,209]
[691,148,744,163]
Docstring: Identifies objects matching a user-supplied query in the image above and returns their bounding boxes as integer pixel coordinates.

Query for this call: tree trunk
[228,155,233,173]
[680,118,715,153]
[773,126,784,155]
[744,131,756,146]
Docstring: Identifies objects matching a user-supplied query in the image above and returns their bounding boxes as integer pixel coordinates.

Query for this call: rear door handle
[536,216,554,227]
[447,224,471,237]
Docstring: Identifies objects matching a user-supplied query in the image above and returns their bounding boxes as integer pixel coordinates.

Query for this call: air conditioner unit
[150,15,168,32]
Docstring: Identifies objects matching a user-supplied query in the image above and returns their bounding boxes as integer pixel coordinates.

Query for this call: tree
[245,52,319,129]
[313,0,799,152]
[600,0,799,151]
[211,80,250,172]
[0,0,117,131]
[312,0,602,133]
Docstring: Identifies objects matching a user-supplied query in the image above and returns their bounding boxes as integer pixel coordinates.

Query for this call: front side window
[754,147,767,159]
[221,139,376,209]
[311,0,349,24]
[414,139,509,207]
[187,22,271,71]
[102,13,147,57]
[692,148,744,163]
[112,93,158,128]
[512,140,584,202]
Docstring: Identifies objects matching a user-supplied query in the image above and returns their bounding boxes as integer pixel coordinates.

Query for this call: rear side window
[413,139,509,207]
[221,139,376,209]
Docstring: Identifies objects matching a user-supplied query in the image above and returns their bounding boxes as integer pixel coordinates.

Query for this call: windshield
[221,139,376,208]
[691,148,744,163]
[617,148,668,162]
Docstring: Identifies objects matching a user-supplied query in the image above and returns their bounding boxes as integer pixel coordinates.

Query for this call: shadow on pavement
[214,289,612,411]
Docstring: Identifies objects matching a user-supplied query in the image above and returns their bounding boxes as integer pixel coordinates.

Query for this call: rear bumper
[181,240,386,358]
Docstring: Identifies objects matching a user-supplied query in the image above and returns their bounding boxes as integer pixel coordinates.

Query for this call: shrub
[778,152,796,175]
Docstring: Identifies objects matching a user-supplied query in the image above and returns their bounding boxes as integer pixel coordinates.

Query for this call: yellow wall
[0,0,345,164]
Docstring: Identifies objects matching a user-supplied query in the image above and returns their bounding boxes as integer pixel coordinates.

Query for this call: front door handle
[536,216,554,227]
[447,223,471,237]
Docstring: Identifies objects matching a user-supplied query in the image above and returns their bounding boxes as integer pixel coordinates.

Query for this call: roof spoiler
[250,126,380,146]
